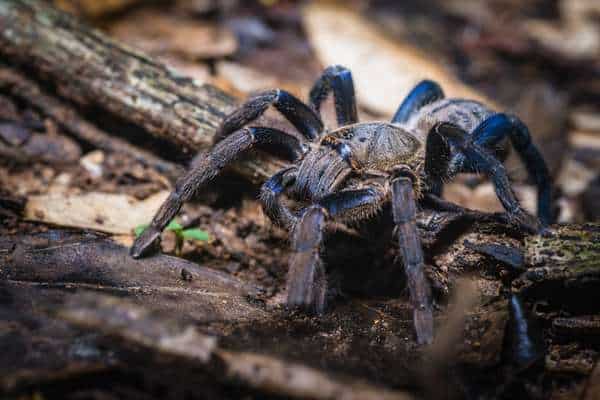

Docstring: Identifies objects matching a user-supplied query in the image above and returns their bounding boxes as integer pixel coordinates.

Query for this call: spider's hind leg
[467,114,554,226]
[309,65,358,127]
[431,123,540,232]
[392,80,445,124]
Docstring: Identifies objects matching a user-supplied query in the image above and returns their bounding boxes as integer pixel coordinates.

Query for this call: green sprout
[134,220,209,256]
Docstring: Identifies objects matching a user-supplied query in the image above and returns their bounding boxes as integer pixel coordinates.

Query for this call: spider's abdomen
[405,99,495,141]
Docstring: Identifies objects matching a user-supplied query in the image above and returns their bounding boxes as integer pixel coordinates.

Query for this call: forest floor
[1,1,599,399]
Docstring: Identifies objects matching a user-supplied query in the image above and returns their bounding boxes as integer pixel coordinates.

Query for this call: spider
[131,65,553,344]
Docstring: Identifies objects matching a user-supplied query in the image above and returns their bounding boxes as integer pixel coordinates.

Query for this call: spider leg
[287,205,328,315]
[423,122,453,196]
[287,186,386,314]
[131,127,304,258]
[391,169,433,345]
[308,65,358,126]
[216,89,323,142]
[392,80,445,124]
[432,122,540,232]
[451,114,554,225]
[260,166,298,229]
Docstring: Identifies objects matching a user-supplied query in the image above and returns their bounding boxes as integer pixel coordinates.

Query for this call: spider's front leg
[308,65,358,126]
[130,127,304,258]
[216,89,323,142]
[286,187,386,314]
[390,167,434,345]
[260,166,298,230]
[287,205,328,314]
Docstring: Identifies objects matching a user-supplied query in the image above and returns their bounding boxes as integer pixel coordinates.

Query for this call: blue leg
[424,124,452,196]
[391,169,433,344]
[260,166,298,229]
[455,114,554,226]
[309,65,358,127]
[392,80,444,124]
[433,123,540,232]
[286,186,386,314]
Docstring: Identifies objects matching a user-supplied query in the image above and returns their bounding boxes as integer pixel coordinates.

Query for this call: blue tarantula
[131,65,553,344]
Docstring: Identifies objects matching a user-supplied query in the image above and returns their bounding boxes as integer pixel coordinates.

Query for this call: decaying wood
[58,293,412,400]
[514,224,600,296]
[1,231,264,322]
[2,217,598,398]
[0,0,284,183]
[0,119,81,164]
[0,67,183,181]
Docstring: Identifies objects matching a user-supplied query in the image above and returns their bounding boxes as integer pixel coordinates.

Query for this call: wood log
[0,0,284,183]
[0,67,184,181]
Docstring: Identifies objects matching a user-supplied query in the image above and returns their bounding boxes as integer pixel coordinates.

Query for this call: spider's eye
[359,137,367,143]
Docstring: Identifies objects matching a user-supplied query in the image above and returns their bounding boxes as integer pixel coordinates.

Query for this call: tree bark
[0,0,284,182]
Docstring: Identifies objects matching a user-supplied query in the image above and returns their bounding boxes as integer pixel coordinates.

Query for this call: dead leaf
[303,3,496,116]
[54,0,143,18]
[24,191,169,234]
[215,61,306,98]
[109,9,237,60]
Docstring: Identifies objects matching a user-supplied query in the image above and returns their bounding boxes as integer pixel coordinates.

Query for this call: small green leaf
[134,224,149,237]
[181,228,210,242]
[166,220,183,232]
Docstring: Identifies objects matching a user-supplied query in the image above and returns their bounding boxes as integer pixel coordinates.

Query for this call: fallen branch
[0,0,284,182]
[0,67,183,181]
[1,231,265,323]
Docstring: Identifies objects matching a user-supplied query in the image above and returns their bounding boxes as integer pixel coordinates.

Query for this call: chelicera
[131,65,553,344]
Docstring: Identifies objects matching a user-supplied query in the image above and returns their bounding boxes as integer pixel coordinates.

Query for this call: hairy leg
[308,65,358,127]
[260,166,298,229]
[391,168,433,344]
[452,114,554,225]
[287,205,328,314]
[392,80,445,124]
[216,89,323,142]
[131,127,303,258]
[432,122,540,231]
[423,122,453,196]
[287,185,386,314]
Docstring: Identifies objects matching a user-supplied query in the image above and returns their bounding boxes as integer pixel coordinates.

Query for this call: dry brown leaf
[54,0,142,18]
[524,0,600,60]
[215,61,307,98]
[109,10,237,60]
[303,3,496,116]
[24,191,169,234]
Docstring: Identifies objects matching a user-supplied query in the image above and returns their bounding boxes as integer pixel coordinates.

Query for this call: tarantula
[131,65,553,344]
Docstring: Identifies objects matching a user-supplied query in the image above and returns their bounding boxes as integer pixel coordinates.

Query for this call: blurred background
[50,0,599,223]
